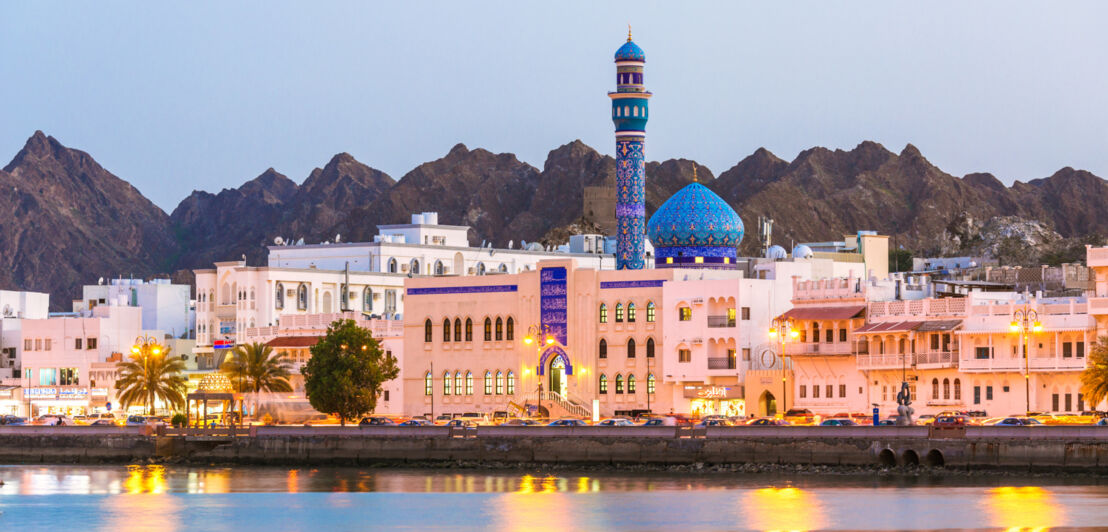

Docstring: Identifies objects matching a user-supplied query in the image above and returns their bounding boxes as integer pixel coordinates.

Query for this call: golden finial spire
[627,24,632,42]
[693,166,698,182]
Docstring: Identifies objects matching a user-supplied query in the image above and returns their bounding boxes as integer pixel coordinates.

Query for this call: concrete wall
[0,426,152,463]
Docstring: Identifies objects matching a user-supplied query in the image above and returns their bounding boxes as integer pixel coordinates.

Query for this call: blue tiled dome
[647,183,744,248]
[615,40,645,62]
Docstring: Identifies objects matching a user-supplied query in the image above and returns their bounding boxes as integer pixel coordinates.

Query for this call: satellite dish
[508,240,514,249]
[273,236,285,246]
[335,233,341,243]
[2,304,12,317]
[98,277,105,285]
[480,240,486,248]
[521,240,527,249]
[296,238,305,246]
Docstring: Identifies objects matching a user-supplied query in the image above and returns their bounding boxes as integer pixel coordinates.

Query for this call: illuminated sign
[683,385,743,399]
[219,321,236,335]
[59,388,88,399]
[213,339,235,349]
[90,388,109,396]
[539,267,568,345]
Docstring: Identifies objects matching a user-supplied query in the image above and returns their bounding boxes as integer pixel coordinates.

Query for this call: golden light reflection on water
[123,465,168,494]
[107,465,180,532]
[987,486,1063,529]
[743,487,826,532]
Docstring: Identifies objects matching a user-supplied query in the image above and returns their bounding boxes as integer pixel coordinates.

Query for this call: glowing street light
[769,317,798,415]
[1010,300,1042,416]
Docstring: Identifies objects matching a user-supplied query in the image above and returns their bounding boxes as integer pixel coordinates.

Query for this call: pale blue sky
[2,2,1106,210]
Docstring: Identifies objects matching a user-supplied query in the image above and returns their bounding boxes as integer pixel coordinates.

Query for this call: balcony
[707,315,736,328]
[855,351,958,370]
[783,342,855,356]
[707,357,737,370]
[957,355,1085,372]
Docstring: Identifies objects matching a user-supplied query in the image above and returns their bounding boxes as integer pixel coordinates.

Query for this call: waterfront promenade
[1,425,1107,471]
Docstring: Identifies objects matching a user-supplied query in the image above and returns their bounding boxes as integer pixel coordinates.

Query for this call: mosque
[399,33,834,419]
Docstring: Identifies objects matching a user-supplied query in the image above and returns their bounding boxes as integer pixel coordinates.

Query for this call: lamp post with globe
[522,324,555,417]
[768,317,799,416]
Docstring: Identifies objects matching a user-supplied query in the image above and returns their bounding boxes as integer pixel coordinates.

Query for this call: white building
[75,278,194,339]
[16,305,146,417]
[267,212,615,276]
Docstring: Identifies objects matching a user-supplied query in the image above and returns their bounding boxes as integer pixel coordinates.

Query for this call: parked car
[548,418,588,427]
[444,419,477,428]
[820,418,857,426]
[993,417,1043,426]
[597,417,635,426]
[748,418,790,426]
[695,418,733,427]
[873,419,897,426]
[783,409,818,425]
[398,419,433,426]
[36,415,74,426]
[933,415,968,427]
[125,415,149,426]
[458,413,491,425]
[500,418,540,426]
[359,416,397,426]
[433,414,454,425]
[90,419,116,426]
[1096,418,1108,426]
[639,416,677,426]
[0,415,26,426]
[915,415,937,425]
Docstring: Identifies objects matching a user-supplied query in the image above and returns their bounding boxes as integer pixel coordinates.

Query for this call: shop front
[684,385,745,417]
[26,387,92,417]
[0,386,22,416]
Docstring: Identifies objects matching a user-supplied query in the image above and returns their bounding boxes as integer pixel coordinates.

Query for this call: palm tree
[1080,336,1108,408]
[115,344,187,415]
[222,342,293,393]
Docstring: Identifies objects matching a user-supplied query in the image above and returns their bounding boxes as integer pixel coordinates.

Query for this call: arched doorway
[549,357,567,397]
[759,391,777,417]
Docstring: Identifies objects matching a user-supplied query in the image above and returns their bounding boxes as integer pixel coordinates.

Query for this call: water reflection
[987,486,1064,529]
[743,487,826,531]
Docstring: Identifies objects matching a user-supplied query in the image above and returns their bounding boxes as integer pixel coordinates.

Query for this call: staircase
[524,391,591,418]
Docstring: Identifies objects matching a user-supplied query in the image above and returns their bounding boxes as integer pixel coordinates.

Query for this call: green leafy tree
[302,319,399,425]
[115,343,187,415]
[889,248,913,273]
[1080,336,1108,408]
[222,342,293,393]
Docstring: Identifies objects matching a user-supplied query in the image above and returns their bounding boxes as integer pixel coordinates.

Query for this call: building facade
[610,32,651,270]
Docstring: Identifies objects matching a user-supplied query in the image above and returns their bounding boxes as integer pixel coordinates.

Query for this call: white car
[597,418,635,426]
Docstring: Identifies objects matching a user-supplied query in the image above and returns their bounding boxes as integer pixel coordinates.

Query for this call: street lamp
[1010,302,1043,416]
[132,335,163,357]
[523,324,554,417]
[768,317,799,416]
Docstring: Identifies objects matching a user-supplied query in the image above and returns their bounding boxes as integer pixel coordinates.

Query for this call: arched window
[615,374,624,394]
[443,371,453,395]
[454,372,463,396]
[627,338,636,358]
[477,262,486,275]
[465,318,473,342]
[297,284,308,310]
[599,374,608,394]
[424,319,433,343]
[931,378,939,400]
[628,374,637,393]
[484,318,492,341]
[454,318,462,342]
[496,371,504,395]
[465,372,473,395]
[943,378,951,400]
[495,317,504,341]
[599,339,608,359]
[646,338,655,358]
[222,282,231,305]
[484,371,493,395]
[424,372,433,396]
[506,317,514,341]
[275,283,284,309]
[647,373,656,395]
[363,287,373,312]
[507,371,515,395]
[434,260,445,275]
[411,259,421,275]
[954,378,962,401]
[499,263,508,273]
[387,258,398,273]
[599,304,608,323]
[615,303,624,322]
[443,319,451,342]
[627,302,636,322]
[646,302,656,322]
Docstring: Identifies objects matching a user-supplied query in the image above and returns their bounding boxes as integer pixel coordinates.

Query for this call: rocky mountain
[0,132,177,306]
[4,131,1108,309]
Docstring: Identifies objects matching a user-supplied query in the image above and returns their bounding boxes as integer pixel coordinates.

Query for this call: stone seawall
[0,427,154,463]
[2,426,1108,471]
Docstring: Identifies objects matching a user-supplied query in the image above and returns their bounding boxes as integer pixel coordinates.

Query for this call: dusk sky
[2,1,1106,210]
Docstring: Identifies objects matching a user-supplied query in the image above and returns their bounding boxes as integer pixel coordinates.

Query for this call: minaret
[609,28,651,270]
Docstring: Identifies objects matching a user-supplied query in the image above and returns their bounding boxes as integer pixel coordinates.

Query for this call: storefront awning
[779,305,865,321]
[853,321,924,334]
[265,336,322,348]
[915,320,963,332]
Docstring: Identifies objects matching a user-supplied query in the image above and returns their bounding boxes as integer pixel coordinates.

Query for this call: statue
[895,381,915,426]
